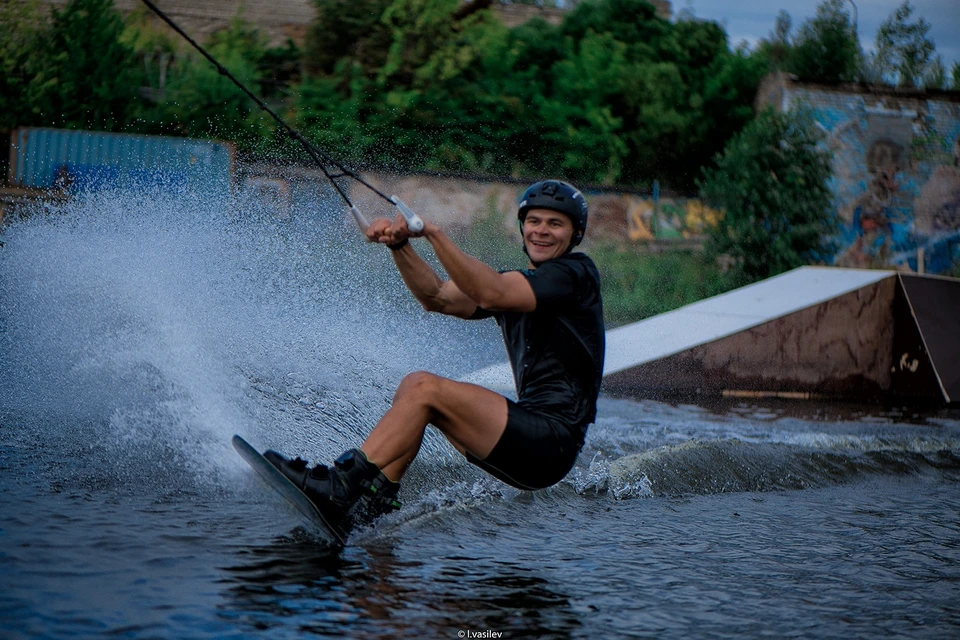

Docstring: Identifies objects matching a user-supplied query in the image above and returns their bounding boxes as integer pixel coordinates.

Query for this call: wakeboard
[232,434,344,549]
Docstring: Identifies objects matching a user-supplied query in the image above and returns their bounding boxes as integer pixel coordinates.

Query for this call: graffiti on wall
[796,87,960,274]
[587,194,720,242]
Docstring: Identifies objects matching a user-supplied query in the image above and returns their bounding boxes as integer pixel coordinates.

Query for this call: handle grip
[391,196,424,234]
[349,205,369,233]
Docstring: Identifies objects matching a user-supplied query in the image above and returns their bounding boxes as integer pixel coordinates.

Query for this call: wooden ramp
[461,266,960,404]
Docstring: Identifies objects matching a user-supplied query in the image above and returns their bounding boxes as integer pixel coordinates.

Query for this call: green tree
[789,0,861,83]
[0,0,49,130]
[305,0,392,77]
[33,0,141,130]
[753,10,793,72]
[875,1,935,87]
[538,31,630,183]
[698,108,837,284]
[295,68,377,163]
[298,0,513,172]
[122,6,178,103]
[560,0,672,61]
[430,16,569,176]
[951,62,960,90]
[922,55,946,89]
[379,0,498,87]
[663,23,765,189]
[158,15,274,148]
[772,10,793,48]
[258,39,303,99]
[557,0,763,188]
[293,0,765,190]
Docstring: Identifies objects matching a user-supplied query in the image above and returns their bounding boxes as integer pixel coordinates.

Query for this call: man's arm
[423,223,536,313]
[367,215,536,315]
[365,216,479,318]
[389,242,480,319]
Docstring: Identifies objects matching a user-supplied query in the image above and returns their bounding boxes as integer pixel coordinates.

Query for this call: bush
[699,107,838,285]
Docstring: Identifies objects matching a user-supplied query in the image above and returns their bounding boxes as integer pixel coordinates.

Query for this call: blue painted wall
[9,128,235,199]
[782,84,960,274]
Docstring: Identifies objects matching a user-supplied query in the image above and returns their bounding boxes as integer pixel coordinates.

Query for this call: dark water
[1,191,959,638]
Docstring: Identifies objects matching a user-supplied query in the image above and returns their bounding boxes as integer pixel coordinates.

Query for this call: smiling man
[264,180,605,538]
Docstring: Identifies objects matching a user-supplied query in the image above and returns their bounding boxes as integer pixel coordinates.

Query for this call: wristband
[387,238,409,251]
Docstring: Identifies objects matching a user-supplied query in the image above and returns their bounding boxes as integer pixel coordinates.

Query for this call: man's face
[522,208,575,264]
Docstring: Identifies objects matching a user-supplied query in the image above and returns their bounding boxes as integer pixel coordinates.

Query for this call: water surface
[1,191,958,638]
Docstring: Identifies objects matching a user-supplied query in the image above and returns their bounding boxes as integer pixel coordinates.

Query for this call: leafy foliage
[753,1,862,85]
[4,0,897,207]
[874,1,936,87]
[25,0,140,131]
[752,11,792,73]
[698,108,838,284]
[121,6,178,101]
[0,0,764,191]
[0,0,49,130]
[160,17,269,142]
[923,56,947,89]
[296,0,763,190]
[306,0,393,77]
[258,39,303,99]
[789,0,860,83]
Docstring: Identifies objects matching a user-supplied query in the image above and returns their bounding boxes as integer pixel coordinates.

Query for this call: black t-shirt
[474,252,605,439]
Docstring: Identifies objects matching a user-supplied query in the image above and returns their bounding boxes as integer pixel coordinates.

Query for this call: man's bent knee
[393,371,445,405]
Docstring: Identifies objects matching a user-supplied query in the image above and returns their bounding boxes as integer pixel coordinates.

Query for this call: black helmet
[517,180,588,247]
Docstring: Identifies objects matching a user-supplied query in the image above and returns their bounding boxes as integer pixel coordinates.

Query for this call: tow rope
[138,0,423,234]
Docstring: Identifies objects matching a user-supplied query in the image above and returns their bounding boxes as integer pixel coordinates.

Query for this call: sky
[684,0,960,71]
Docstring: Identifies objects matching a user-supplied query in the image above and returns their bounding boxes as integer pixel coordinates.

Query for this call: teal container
[8,127,235,197]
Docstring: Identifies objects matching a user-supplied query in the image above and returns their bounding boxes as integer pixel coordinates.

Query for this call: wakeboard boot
[344,471,402,531]
[263,448,381,538]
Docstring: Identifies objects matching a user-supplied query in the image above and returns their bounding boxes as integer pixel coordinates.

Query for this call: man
[265,180,605,538]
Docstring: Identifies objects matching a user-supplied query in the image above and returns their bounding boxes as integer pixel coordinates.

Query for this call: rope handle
[390,197,424,234]
[349,200,425,240]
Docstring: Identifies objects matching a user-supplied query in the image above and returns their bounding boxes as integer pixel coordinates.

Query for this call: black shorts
[466,399,583,490]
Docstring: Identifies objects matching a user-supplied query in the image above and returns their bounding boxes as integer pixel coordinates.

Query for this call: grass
[588,243,737,327]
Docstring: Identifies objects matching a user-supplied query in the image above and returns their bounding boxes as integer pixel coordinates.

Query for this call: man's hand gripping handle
[390,196,424,234]
[349,197,424,236]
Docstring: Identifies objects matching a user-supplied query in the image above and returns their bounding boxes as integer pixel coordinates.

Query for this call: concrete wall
[360,173,715,244]
[354,173,521,236]
[760,74,960,274]
[239,167,710,245]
